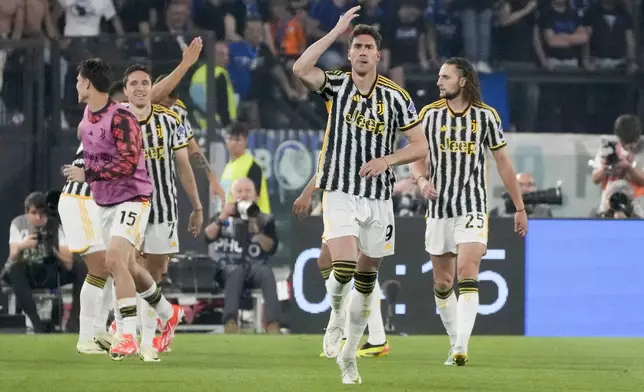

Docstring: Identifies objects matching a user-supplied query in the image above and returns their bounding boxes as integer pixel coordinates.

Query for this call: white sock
[112,281,123,333]
[325,273,351,328]
[341,287,371,360]
[435,288,458,347]
[78,275,106,343]
[454,282,479,353]
[139,282,173,322]
[94,277,113,335]
[138,296,157,347]
[367,280,386,345]
[117,297,138,336]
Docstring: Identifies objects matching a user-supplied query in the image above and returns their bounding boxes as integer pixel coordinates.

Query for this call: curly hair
[444,57,481,104]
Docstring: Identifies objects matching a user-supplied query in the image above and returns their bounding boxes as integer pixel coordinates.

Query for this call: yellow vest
[190,65,237,128]
[221,152,271,214]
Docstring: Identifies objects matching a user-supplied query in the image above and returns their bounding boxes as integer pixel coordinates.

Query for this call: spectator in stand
[223,0,276,55]
[536,0,588,70]
[194,0,226,40]
[496,0,538,65]
[535,0,589,133]
[424,0,460,63]
[151,1,198,76]
[190,41,237,129]
[582,0,637,74]
[582,0,637,134]
[0,0,24,91]
[456,0,494,73]
[59,0,126,126]
[496,0,539,132]
[106,0,156,57]
[22,0,60,40]
[382,0,431,88]
[308,0,354,69]
[354,0,385,32]
[268,0,309,99]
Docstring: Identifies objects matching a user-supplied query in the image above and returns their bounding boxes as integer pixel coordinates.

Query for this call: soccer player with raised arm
[63,59,183,360]
[410,57,527,366]
[292,6,428,384]
[121,64,203,362]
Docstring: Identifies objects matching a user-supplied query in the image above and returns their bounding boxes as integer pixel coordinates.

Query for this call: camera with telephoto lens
[602,139,620,166]
[608,191,634,217]
[236,200,260,220]
[503,181,563,214]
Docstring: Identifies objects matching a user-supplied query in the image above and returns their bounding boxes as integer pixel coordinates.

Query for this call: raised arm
[151,37,203,103]
[85,110,141,182]
[292,6,360,91]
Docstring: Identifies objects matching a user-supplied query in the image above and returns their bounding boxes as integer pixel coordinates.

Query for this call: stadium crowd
[0,0,640,132]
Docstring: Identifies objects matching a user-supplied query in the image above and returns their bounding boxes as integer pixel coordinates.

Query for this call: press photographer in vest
[205,178,281,334]
[3,192,86,333]
[221,122,271,214]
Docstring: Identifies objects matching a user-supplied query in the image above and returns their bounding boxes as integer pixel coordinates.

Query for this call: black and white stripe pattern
[315,71,420,200]
[420,99,507,219]
[62,143,92,197]
[141,104,191,223]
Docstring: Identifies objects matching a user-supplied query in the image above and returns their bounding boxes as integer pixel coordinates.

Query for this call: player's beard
[443,86,462,101]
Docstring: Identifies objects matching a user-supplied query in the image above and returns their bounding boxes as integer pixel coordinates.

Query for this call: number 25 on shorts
[464,213,485,229]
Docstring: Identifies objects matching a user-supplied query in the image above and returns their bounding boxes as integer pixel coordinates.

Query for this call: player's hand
[417,177,438,200]
[188,209,203,237]
[20,234,38,250]
[292,193,312,219]
[210,182,227,205]
[514,210,528,237]
[359,157,389,178]
[332,6,360,35]
[182,37,203,67]
[63,165,85,183]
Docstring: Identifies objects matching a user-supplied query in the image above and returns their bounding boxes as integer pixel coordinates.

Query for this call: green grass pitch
[0,334,643,391]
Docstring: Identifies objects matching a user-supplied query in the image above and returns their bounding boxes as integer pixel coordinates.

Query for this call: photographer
[3,192,86,333]
[204,178,281,334]
[490,173,554,217]
[592,115,644,214]
[596,180,642,218]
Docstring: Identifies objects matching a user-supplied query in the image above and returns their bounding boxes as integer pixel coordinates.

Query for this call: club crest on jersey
[377,101,384,115]
[408,101,417,114]
[440,121,478,133]
[345,109,386,135]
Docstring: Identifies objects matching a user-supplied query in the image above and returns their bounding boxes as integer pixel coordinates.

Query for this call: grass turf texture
[0,335,643,391]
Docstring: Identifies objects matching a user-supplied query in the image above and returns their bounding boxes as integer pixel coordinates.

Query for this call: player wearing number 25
[75,58,183,360]
[410,57,527,367]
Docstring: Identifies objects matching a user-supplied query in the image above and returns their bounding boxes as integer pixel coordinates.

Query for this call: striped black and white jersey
[61,143,92,197]
[315,71,420,200]
[140,104,191,223]
[420,99,507,219]
[170,99,195,140]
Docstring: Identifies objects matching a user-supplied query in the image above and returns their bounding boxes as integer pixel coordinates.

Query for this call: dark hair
[614,114,642,144]
[154,73,178,98]
[123,64,152,85]
[77,58,112,93]
[24,191,46,211]
[228,122,250,138]
[444,57,481,104]
[350,24,382,50]
[108,81,125,99]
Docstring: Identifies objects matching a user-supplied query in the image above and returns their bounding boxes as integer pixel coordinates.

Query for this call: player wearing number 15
[410,57,528,367]
[74,59,183,361]
[292,6,428,385]
[122,64,202,361]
